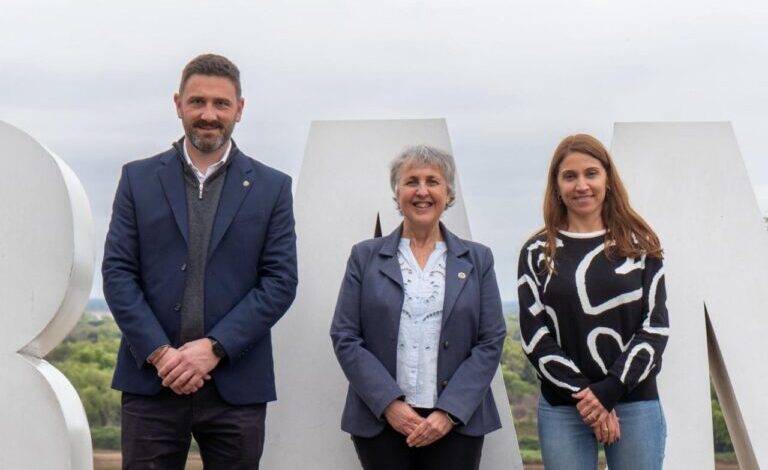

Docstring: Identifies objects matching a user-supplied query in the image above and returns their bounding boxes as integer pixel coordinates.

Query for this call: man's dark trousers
[122,383,266,470]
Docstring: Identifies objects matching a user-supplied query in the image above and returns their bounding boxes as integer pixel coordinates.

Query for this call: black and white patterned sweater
[517,230,669,411]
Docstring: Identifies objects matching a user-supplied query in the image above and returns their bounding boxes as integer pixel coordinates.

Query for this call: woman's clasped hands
[383,400,454,448]
[573,388,621,445]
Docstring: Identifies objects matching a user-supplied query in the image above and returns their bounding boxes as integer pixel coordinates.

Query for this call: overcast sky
[2,0,767,301]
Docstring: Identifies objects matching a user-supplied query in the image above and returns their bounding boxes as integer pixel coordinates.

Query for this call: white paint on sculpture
[264,119,522,469]
[0,121,94,470]
[612,122,767,469]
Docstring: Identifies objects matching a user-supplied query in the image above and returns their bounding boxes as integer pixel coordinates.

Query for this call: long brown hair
[539,134,662,271]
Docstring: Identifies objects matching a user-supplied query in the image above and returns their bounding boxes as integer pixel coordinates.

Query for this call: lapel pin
[458,272,466,280]
[243,180,250,187]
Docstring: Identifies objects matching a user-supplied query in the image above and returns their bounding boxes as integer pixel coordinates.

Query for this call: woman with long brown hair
[518,134,668,469]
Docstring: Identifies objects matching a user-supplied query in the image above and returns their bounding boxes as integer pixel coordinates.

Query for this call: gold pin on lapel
[243,180,250,187]
[458,272,466,280]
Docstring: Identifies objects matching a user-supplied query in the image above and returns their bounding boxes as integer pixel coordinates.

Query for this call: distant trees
[46,314,122,448]
[711,388,733,453]
[501,317,542,461]
[502,327,536,393]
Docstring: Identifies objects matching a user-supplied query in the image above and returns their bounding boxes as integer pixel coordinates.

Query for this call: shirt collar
[183,139,232,180]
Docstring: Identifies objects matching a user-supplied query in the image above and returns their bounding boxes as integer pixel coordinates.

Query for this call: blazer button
[180,263,187,271]
[173,303,181,312]
[443,341,449,349]
[441,379,449,387]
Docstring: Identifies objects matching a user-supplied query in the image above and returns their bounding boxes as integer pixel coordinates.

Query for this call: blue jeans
[538,396,666,470]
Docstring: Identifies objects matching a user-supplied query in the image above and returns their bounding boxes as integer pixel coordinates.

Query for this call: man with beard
[103,54,297,470]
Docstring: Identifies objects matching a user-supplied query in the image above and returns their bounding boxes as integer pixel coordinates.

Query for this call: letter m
[612,122,766,470]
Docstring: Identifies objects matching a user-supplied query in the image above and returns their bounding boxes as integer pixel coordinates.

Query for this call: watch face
[212,342,226,358]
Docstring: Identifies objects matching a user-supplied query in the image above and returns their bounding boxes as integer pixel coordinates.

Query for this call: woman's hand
[406,410,454,448]
[383,400,424,436]
[606,410,621,444]
[573,387,609,427]
[593,409,621,445]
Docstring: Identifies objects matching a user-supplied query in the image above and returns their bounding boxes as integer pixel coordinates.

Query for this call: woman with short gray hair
[331,145,506,470]
[389,145,457,209]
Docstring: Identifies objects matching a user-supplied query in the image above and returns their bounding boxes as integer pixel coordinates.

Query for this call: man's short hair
[180,54,241,97]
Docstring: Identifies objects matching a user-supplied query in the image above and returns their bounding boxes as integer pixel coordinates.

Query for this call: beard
[184,119,235,154]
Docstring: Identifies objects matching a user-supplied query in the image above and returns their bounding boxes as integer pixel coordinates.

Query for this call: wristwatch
[207,337,227,359]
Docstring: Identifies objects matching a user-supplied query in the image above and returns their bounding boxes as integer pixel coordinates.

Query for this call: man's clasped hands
[149,338,222,395]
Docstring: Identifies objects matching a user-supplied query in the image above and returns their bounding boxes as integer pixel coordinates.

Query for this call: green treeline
[47,312,734,462]
[46,314,122,449]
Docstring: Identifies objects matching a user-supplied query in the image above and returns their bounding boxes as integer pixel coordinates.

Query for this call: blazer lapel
[208,151,253,259]
[378,227,405,334]
[158,151,189,245]
[378,226,403,289]
[441,225,473,327]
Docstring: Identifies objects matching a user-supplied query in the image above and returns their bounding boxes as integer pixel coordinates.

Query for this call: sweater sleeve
[591,255,669,411]
[517,241,591,400]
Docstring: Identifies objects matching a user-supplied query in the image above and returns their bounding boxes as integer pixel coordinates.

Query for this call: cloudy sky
[2,0,766,301]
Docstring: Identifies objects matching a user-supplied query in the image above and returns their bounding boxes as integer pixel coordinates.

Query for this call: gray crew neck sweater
[178,153,232,344]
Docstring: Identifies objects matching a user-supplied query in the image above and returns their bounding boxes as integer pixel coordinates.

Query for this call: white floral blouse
[395,238,447,408]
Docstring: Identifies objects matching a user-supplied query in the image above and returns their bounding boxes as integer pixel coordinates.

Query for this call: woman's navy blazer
[330,224,507,437]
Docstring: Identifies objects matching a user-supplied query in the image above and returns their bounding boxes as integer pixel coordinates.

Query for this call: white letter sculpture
[264,119,522,469]
[0,121,94,469]
[612,122,767,470]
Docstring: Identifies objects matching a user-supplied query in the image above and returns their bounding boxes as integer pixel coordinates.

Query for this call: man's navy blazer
[330,224,507,437]
[103,141,297,405]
